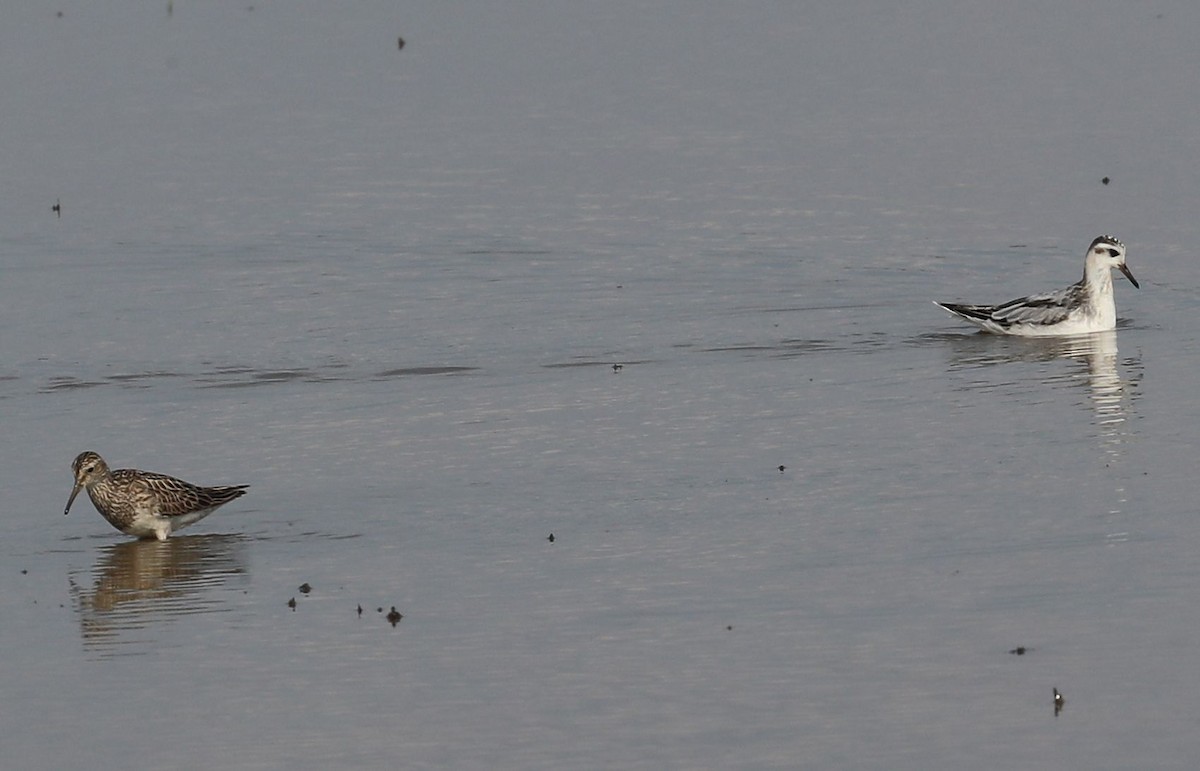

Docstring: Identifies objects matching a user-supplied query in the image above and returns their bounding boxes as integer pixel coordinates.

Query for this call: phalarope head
[1090,235,1138,288]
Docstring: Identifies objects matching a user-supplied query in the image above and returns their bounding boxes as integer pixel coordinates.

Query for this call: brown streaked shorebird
[64,451,248,540]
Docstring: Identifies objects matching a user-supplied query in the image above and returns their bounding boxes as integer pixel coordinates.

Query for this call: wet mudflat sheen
[5,2,1200,769]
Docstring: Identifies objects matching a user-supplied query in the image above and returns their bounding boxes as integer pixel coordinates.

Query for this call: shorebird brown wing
[195,485,250,509]
[122,470,247,517]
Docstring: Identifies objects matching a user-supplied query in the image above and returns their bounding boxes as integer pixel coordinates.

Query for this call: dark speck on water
[287,597,296,610]
[386,607,403,627]
[298,583,312,594]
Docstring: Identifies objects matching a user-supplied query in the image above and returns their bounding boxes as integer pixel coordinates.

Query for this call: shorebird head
[64,451,108,515]
[1089,235,1138,288]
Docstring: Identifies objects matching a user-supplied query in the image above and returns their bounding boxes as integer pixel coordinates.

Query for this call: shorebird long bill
[64,483,83,515]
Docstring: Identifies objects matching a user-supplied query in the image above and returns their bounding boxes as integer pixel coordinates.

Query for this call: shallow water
[4,2,1200,769]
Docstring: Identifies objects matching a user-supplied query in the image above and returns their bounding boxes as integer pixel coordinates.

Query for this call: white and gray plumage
[64,451,248,540]
[935,235,1138,336]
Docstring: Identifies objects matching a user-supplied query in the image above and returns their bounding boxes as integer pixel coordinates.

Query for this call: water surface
[4,2,1200,769]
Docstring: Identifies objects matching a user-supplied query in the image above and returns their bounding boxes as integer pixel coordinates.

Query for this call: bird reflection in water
[1018,331,1137,456]
[71,534,248,653]
[943,330,1139,439]
[1064,331,1130,430]
[941,329,1140,521]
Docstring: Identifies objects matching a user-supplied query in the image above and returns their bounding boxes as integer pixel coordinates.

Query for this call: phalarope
[935,235,1138,336]
[64,451,248,540]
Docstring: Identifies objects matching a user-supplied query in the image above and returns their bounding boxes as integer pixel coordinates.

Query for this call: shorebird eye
[1107,249,1119,258]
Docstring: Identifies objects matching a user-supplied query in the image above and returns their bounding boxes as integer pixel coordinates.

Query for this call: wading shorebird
[935,235,1138,336]
[64,451,248,540]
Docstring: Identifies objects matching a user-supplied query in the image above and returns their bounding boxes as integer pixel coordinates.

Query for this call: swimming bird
[935,235,1138,336]
[64,451,248,540]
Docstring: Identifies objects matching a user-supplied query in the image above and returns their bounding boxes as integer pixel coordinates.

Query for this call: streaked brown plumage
[65,451,248,540]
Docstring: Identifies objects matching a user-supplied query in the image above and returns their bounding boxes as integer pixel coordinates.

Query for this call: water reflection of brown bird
[72,535,247,650]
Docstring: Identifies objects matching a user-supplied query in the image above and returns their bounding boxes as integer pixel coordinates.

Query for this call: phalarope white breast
[935,235,1138,336]
[64,451,248,541]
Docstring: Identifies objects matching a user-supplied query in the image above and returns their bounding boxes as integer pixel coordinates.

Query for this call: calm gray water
[5,2,1200,769]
